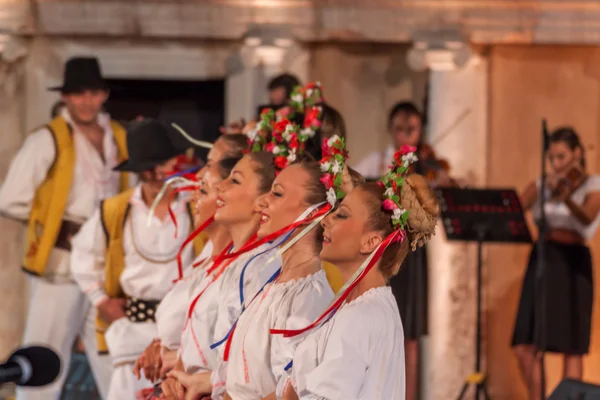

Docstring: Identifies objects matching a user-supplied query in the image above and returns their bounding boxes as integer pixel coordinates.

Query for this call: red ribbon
[270,232,403,338]
[220,204,332,262]
[166,185,199,238]
[174,215,214,281]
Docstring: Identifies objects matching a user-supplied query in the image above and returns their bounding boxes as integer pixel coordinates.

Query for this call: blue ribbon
[165,166,202,180]
[210,230,294,350]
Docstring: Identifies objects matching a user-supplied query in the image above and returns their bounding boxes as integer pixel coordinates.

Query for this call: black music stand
[435,188,533,400]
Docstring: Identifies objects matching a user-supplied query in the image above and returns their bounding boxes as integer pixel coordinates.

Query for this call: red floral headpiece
[319,135,348,206]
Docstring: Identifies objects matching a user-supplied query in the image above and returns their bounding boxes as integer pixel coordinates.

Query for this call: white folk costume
[0,107,127,400]
[215,270,333,399]
[155,241,213,350]
[71,185,194,399]
[276,287,405,399]
[180,241,283,374]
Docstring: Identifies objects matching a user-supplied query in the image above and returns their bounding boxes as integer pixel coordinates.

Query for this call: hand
[546,174,560,191]
[282,382,299,400]
[134,340,163,382]
[97,298,126,324]
[159,348,179,378]
[219,119,246,135]
[167,370,213,400]
[160,376,185,400]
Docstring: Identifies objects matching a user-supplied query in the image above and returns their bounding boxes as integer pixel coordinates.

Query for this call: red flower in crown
[321,139,331,157]
[305,107,322,128]
[265,142,275,152]
[289,134,299,150]
[273,119,291,135]
[274,156,289,170]
[320,173,334,190]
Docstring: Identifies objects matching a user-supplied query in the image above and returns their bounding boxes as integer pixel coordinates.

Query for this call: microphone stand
[534,119,550,399]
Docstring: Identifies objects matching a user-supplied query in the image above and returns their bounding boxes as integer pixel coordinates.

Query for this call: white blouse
[220,270,334,400]
[155,241,214,350]
[532,175,600,240]
[70,185,193,306]
[180,242,283,374]
[276,286,405,400]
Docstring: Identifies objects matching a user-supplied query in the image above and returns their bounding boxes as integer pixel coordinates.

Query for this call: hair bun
[400,174,440,251]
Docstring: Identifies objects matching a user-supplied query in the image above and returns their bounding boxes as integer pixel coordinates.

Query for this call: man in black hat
[0,56,129,399]
[71,119,201,399]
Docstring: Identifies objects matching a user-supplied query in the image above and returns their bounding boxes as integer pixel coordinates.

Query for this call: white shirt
[532,175,600,240]
[180,243,283,374]
[352,146,394,180]
[277,287,405,400]
[0,109,123,282]
[220,270,334,400]
[70,185,194,306]
[155,241,213,350]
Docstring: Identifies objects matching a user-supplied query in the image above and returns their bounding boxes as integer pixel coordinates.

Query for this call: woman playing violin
[512,127,600,400]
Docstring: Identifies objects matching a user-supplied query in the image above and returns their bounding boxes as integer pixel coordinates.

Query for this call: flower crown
[319,135,348,206]
[266,119,313,170]
[377,145,419,231]
[288,82,325,139]
[245,108,276,153]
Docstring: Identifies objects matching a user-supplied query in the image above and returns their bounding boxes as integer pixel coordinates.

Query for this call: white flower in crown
[246,127,259,142]
[272,145,281,155]
[331,160,342,174]
[384,187,395,198]
[392,207,406,222]
[292,93,304,104]
[326,188,337,206]
[287,151,297,163]
[402,152,418,167]
[320,160,331,172]
[301,127,315,138]
[327,135,340,148]
[282,124,295,140]
[307,88,314,98]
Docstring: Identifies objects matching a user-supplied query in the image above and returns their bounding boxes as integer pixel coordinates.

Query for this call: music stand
[435,188,533,400]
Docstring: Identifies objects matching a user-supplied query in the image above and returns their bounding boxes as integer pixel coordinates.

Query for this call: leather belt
[55,220,82,251]
[125,297,160,323]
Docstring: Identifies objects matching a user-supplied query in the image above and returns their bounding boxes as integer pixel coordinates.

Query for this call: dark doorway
[104,78,225,160]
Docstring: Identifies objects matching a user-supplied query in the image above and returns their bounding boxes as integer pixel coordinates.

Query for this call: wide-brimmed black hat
[114,119,181,173]
[48,57,112,93]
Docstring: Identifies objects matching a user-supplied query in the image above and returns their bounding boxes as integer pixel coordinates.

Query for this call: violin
[413,143,459,187]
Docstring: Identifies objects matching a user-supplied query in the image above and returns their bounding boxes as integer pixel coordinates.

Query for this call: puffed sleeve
[0,128,57,221]
[70,207,108,306]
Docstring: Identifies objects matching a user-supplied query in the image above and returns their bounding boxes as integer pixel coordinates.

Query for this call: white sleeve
[70,208,108,306]
[351,152,381,180]
[270,300,322,384]
[0,129,56,221]
[296,313,369,400]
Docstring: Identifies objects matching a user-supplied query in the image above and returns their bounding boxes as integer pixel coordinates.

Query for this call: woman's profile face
[549,141,580,175]
[320,188,375,266]
[214,156,262,225]
[194,164,222,225]
[255,165,311,239]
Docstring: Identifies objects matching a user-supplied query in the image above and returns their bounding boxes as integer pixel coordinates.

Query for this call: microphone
[0,346,61,387]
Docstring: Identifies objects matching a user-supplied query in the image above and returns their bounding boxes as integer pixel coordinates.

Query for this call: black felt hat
[113,119,181,173]
[48,57,112,93]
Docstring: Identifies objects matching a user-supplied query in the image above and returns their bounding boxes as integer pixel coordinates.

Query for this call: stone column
[0,56,28,363]
[424,56,489,400]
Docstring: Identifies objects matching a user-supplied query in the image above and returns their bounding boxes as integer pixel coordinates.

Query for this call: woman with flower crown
[159,117,338,400]
[273,146,440,400]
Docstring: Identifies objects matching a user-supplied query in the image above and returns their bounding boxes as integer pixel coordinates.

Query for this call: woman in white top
[133,156,240,384]
[276,148,439,400]
[160,151,286,398]
[512,127,600,399]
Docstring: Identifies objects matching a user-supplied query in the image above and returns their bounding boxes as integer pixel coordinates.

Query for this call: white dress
[277,286,405,400]
[155,241,214,350]
[180,242,283,374]
[219,270,334,400]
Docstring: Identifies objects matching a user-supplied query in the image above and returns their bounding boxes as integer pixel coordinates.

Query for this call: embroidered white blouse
[276,286,405,400]
[217,270,334,400]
